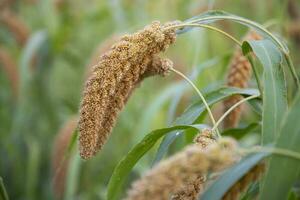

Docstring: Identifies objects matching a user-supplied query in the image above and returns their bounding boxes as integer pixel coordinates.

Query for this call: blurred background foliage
[0,0,300,199]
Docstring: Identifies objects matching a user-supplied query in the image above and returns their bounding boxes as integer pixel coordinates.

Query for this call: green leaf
[180,10,288,53]
[175,87,259,125]
[153,87,260,165]
[0,177,9,200]
[201,152,269,200]
[181,10,299,87]
[247,98,262,115]
[222,123,260,139]
[242,40,288,144]
[260,92,300,199]
[107,124,204,200]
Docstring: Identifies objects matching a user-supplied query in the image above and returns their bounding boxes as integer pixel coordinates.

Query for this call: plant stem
[212,94,260,131]
[240,146,300,161]
[165,23,242,46]
[170,67,220,137]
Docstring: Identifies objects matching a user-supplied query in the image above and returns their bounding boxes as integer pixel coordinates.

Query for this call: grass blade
[260,92,300,199]
[242,40,288,144]
[180,10,298,87]
[222,123,260,139]
[180,10,287,53]
[107,124,204,200]
[201,152,269,200]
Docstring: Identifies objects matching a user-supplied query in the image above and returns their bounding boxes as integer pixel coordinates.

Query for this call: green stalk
[170,67,220,137]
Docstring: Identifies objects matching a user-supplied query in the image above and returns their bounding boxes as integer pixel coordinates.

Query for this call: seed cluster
[125,137,240,200]
[223,31,261,128]
[78,21,177,159]
[222,162,265,200]
[52,117,77,199]
[85,35,120,80]
[171,129,216,200]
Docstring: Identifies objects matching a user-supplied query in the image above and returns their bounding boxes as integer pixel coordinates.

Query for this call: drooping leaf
[179,10,288,53]
[179,10,299,86]
[260,92,300,199]
[153,87,260,165]
[242,40,288,144]
[107,124,205,200]
[201,152,269,200]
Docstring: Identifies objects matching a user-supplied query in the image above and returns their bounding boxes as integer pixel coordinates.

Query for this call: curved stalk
[165,23,242,46]
[212,94,260,131]
[187,16,288,53]
[170,67,220,137]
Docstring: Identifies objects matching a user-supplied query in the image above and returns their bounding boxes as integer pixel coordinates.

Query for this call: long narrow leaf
[222,123,260,139]
[179,10,298,86]
[179,10,287,53]
[107,124,205,200]
[242,40,288,144]
[260,92,300,199]
[201,152,269,200]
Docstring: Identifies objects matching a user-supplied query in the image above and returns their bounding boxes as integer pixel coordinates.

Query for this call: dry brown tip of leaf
[78,21,177,159]
[0,47,19,98]
[0,9,30,46]
[222,162,265,200]
[52,117,78,200]
[223,31,262,129]
[125,137,239,200]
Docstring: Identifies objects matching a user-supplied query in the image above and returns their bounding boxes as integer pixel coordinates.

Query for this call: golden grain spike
[85,35,120,80]
[223,31,261,129]
[52,117,77,199]
[125,137,239,200]
[0,9,29,46]
[78,21,177,159]
[222,162,265,200]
